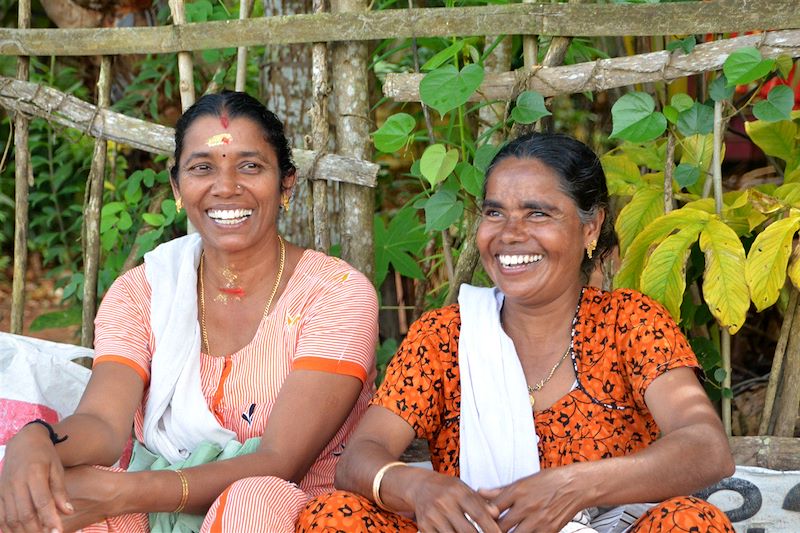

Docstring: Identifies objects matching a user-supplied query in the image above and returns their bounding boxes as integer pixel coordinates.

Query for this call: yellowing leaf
[789,242,800,291]
[601,154,641,196]
[748,188,786,215]
[615,187,664,255]
[680,134,715,172]
[744,119,798,163]
[775,183,800,207]
[640,221,707,321]
[615,208,711,290]
[682,198,715,214]
[699,218,749,334]
[745,214,800,311]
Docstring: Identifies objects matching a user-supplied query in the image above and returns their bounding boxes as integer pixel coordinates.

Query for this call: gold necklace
[527,345,571,409]
[199,235,285,356]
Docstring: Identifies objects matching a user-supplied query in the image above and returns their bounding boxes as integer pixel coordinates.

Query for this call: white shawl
[458,284,539,490]
[142,234,236,463]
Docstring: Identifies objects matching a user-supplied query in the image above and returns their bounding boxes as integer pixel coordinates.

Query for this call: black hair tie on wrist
[24,419,68,445]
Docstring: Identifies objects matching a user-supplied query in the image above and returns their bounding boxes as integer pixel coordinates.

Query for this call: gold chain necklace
[527,345,571,409]
[199,235,285,356]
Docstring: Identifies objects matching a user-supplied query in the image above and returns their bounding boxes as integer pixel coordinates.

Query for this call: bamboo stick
[235,0,253,92]
[168,0,195,112]
[758,289,798,435]
[10,0,31,335]
[332,0,373,279]
[81,56,112,348]
[3,2,800,56]
[311,0,331,253]
[772,291,800,437]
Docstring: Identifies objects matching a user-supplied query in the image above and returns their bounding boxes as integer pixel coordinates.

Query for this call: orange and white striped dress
[87,249,378,532]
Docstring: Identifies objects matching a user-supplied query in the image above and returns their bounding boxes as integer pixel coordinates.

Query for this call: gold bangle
[173,469,189,514]
[371,461,405,511]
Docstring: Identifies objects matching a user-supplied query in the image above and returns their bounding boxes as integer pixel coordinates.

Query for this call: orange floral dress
[296,287,734,532]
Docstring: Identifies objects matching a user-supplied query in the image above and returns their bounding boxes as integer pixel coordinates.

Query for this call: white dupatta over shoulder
[457,284,595,533]
[142,234,235,463]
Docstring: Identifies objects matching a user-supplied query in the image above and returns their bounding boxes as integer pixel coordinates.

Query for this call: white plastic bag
[0,332,93,461]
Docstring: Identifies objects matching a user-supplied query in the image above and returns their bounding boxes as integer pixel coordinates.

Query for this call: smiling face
[172,115,294,256]
[476,156,602,309]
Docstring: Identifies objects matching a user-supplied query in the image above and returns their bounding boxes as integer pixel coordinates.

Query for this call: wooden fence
[3,0,800,450]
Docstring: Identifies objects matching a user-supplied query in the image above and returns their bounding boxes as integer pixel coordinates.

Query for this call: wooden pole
[759,288,798,435]
[773,295,800,436]
[311,0,331,253]
[168,0,195,112]
[332,0,373,279]
[81,56,112,347]
[10,0,31,334]
[235,0,253,92]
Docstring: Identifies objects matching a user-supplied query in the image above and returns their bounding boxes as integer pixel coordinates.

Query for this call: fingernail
[65,502,74,512]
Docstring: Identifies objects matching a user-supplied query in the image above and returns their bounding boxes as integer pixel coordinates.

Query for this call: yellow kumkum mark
[206,133,233,147]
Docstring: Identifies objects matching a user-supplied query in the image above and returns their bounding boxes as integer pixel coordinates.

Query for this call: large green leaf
[420,143,459,187]
[677,102,714,136]
[374,207,427,287]
[674,164,700,188]
[709,75,735,102]
[753,85,795,122]
[615,186,664,255]
[699,218,749,334]
[745,214,800,311]
[419,64,484,116]
[421,40,465,71]
[615,208,711,290]
[723,47,775,86]
[373,113,416,153]
[744,119,797,163]
[610,92,667,142]
[30,307,82,332]
[511,91,551,124]
[421,188,464,232]
[640,221,707,321]
[455,161,484,198]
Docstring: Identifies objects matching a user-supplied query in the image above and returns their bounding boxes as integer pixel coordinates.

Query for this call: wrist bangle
[24,419,68,445]
[173,469,189,514]
[371,461,405,511]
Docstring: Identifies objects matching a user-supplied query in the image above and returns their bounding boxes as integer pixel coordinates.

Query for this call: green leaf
[422,188,464,232]
[640,221,707,321]
[714,368,728,383]
[666,35,696,55]
[753,85,794,122]
[117,210,133,231]
[142,213,166,227]
[745,214,800,311]
[102,201,126,217]
[745,119,798,163]
[663,105,679,125]
[674,163,700,188]
[420,40,465,71]
[775,183,800,207]
[610,92,667,142]
[699,217,749,334]
[456,161,484,198]
[373,113,416,153]
[419,64,485,116]
[709,75,735,102]
[101,227,119,252]
[474,143,499,173]
[601,153,641,196]
[511,91,551,124]
[420,144,459,187]
[30,307,82,332]
[670,93,694,113]
[615,208,711,290]
[615,187,664,255]
[776,55,794,78]
[677,102,714,136]
[723,47,775,86]
[374,208,427,287]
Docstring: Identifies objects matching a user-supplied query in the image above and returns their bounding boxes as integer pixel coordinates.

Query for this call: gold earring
[176,197,183,213]
[586,239,597,260]
[281,195,290,213]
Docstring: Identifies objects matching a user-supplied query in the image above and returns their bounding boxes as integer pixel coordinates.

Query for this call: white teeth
[207,208,253,224]
[498,254,543,267]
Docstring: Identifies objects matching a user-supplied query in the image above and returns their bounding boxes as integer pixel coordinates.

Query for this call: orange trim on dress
[210,484,231,533]
[292,358,367,383]
[211,357,233,425]
[93,355,149,385]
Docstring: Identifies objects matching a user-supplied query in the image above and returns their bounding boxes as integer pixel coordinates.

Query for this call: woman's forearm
[572,422,735,509]
[43,413,130,468]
